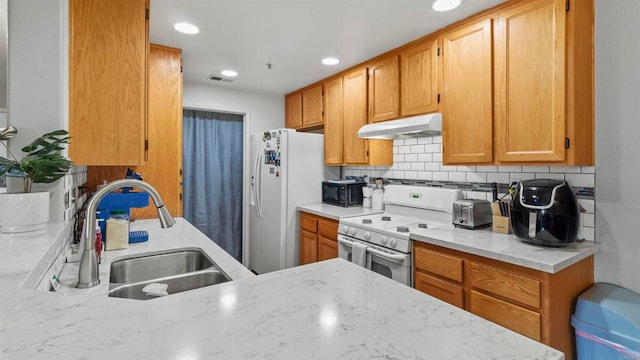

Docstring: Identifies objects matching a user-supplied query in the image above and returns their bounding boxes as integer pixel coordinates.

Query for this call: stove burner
[397,226,410,233]
[418,223,428,229]
[381,216,391,221]
[362,219,373,224]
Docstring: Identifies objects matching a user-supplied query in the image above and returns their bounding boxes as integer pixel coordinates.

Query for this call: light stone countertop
[0,218,564,359]
[297,203,384,220]
[411,223,600,273]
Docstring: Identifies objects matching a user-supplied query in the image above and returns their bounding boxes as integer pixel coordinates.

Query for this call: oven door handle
[366,247,406,263]
[337,237,353,248]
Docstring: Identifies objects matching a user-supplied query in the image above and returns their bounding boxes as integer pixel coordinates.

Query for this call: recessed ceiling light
[322,57,340,66]
[432,0,462,12]
[174,22,199,34]
[221,70,238,77]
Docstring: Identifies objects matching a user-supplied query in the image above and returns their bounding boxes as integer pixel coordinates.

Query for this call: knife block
[491,201,512,234]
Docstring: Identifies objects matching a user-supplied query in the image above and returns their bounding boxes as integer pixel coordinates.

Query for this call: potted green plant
[0,129,72,233]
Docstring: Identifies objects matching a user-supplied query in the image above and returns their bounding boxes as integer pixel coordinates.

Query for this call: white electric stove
[337,185,462,286]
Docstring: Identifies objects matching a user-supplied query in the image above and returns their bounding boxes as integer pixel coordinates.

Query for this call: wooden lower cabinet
[413,241,594,360]
[299,212,338,265]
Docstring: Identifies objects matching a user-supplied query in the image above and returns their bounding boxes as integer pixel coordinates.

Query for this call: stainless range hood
[357,113,442,139]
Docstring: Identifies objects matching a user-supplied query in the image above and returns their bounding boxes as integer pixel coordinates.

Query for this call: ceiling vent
[207,75,235,83]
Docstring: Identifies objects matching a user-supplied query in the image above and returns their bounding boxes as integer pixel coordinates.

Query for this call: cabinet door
[441,19,493,164]
[494,0,566,162]
[133,45,183,219]
[300,229,318,265]
[302,85,324,126]
[400,38,439,116]
[69,0,148,165]
[368,55,400,123]
[285,92,303,128]
[317,236,338,262]
[342,68,369,164]
[323,78,343,165]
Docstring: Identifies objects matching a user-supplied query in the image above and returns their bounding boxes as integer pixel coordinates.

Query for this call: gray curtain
[183,109,243,261]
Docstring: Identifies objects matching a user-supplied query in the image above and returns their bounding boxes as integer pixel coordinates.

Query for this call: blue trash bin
[571,283,640,360]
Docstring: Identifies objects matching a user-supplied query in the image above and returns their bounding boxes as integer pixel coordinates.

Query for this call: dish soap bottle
[371,179,384,210]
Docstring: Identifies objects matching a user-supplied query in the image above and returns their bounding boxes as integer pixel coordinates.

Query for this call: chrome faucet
[76,179,176,288]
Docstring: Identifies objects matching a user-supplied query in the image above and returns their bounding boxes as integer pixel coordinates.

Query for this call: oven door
[337,234,354,262]
[366,244,412,287]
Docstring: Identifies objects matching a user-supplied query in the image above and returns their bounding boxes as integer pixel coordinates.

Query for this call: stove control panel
[338,224,409,252]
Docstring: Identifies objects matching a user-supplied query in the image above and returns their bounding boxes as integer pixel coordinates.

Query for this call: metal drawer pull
[366,247,406,262]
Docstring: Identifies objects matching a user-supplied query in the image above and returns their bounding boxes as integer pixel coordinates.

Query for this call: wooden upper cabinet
[441,19,494,164]
[285,92,303,128]
[302,85,324,126]
[323,77,344,165]
[342,68,369,164]
[69,0,148,165]
[400,38,439,116]
[368,55,400,123]
[494,0,567,162]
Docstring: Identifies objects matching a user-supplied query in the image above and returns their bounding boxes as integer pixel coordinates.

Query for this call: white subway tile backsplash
[394,154,405,163]
[432,153,443,162]
[417,171,433,180]
[393,146,399,154]
[398,162,411,171]
[522,166,550,173]
[487,172,510,184]
[467,172,487,183]
[394,139,405,147]
[549,166,581,174]
[433,172,449,181]
[536,173,565,181]
[398,145,411,154]
[418,153,433,162]
[404,138,418,145]
[392,170,405,178]
[498,166,522,173]
[583,213,595,227]
[441,165,457,171]
[583,227,595,241]
[432,136,443,144]
[476,166,498,172]
[404,171,418,179]
[449,172,467,182]
[578,199,595,213]
[424,163,440,171]
[404,154,418,162]
[411,162,425,171]
[458,166,477,172]
[418,137,433,144]
[510,173,536,183]
[424,144,441,153]
[411,145,425,153]
[566,173,595,188]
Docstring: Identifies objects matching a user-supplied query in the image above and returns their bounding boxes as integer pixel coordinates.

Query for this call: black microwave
[322,181,366,207]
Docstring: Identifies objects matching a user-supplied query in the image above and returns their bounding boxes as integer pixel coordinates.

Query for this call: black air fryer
[510,179,579,247]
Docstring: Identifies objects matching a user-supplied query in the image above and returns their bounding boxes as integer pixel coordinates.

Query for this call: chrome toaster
[452,199,493,229]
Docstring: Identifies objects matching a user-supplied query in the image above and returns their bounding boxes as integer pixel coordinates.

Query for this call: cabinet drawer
[414,246,463,282]
[415,271,464,308]
[300,213,317,232]
[318,218,338,240]
[470,262,541,308]
[470,290,541,341]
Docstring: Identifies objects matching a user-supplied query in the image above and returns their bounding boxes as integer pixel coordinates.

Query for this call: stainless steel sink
[109,247,215,284]
[108,247,230,300]
[108,270,229,300]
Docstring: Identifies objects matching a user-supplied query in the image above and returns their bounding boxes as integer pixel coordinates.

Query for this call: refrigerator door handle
[252,146,263,218]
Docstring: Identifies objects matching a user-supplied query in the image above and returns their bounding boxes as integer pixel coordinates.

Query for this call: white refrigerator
[249,129,332,274]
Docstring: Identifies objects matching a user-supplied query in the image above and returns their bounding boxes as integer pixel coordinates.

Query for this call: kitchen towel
[352,242,368,267]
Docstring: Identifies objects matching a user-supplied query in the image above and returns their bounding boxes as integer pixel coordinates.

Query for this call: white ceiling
[149,0,506,96]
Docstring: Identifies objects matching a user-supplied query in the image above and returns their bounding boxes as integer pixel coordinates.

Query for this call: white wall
[594,0,640,294]
[7,0,69,221]
[182,83,284,266]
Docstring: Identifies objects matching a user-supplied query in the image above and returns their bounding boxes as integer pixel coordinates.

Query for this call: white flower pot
[0,192,50,233]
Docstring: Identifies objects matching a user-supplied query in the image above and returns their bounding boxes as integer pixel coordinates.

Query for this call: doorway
[182,109,244,261]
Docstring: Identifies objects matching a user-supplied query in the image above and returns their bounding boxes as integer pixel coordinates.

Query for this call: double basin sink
[108,247,230,300]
